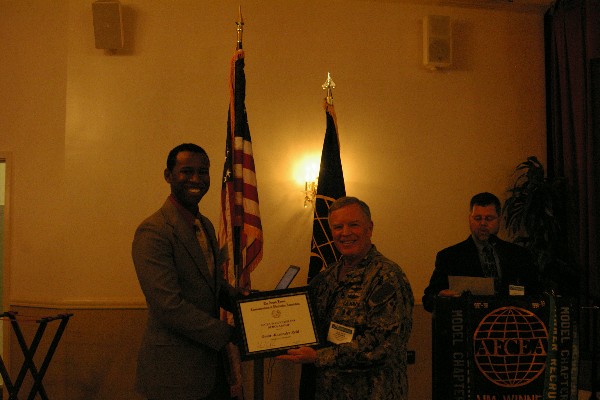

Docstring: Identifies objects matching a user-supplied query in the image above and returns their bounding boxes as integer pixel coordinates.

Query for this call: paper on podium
[448,276,495,296]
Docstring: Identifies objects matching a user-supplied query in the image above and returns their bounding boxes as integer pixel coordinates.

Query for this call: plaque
[234,287,320,360]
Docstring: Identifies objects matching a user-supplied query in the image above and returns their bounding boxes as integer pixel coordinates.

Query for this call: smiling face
[469,204,500,244]
[328,203,374,267]
[164,150,210,212]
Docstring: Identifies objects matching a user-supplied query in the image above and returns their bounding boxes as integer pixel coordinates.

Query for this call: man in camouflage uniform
[278,196,414,400]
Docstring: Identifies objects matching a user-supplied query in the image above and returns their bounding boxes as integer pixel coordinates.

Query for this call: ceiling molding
[362,0,554,13]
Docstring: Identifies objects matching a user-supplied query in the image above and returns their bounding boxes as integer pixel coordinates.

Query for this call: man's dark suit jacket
[132,198,239,400]
[422,235,541,313]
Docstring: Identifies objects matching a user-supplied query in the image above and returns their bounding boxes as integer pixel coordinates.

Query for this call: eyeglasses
[471,215,498,223]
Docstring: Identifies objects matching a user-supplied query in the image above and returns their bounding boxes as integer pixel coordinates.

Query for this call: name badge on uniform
[327,322,355,345]
[509,284,525,296]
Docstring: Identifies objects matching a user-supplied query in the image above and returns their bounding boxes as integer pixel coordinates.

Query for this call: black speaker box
[92,1,124,50]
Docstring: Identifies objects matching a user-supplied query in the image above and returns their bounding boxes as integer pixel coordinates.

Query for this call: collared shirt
[168,194,198,229]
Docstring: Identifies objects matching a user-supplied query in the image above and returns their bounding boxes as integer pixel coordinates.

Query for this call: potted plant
[502,156,573,292]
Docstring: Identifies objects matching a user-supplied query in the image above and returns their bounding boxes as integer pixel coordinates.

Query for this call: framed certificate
[234,286,320,360]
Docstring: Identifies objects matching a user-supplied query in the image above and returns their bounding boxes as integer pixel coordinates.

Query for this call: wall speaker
[423,15,452,69]
[92,1,124,50]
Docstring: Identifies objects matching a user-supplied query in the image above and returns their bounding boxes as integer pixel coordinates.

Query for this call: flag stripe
[243,213,261,228]
[242,183,258,202]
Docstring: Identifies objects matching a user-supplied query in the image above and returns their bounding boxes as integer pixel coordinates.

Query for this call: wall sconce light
[294,156,319,208]
[303,164,319,208]
[304,179,318,208]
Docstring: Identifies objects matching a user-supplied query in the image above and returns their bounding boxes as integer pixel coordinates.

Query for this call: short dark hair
[166,143,208,171]
[470,192,501,215]
[328,196,371,220]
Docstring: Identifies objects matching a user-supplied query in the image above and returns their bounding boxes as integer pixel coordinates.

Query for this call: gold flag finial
[236,6,244,50]
[322,72,336,105]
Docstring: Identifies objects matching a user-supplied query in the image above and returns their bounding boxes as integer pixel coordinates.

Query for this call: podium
[432,293,578,400]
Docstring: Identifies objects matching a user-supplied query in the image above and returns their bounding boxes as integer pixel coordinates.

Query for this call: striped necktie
[194,219,214,277]
[482,245,498,278]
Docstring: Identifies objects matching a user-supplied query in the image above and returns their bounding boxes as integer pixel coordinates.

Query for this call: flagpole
[236,5,243,51]
[322,71,335,105]
[233,6,243,290]
[301,73,346,400]
[234,9,264,399]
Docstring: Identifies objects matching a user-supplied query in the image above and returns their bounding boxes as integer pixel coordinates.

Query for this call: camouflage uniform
[309,245,414,400]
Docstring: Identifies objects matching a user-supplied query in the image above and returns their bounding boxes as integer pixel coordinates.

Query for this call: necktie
[482,245,498,278]
[194,219,215,277]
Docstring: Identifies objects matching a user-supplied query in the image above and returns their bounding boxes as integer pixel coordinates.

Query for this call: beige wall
[0,0,547,399]
[0,0,547,305]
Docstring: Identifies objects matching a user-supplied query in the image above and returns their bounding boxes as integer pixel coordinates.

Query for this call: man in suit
[132,143,242,400]
[422,192,541,313]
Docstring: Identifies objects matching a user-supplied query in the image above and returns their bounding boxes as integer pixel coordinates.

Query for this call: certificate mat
[234,287,320,360]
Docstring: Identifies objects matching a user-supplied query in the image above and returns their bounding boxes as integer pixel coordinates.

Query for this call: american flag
[218,48,263,291]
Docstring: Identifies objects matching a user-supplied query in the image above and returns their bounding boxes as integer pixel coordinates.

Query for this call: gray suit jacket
[132,198,238,400]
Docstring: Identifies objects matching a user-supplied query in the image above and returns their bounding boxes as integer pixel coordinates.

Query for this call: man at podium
[422,192,541,312]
